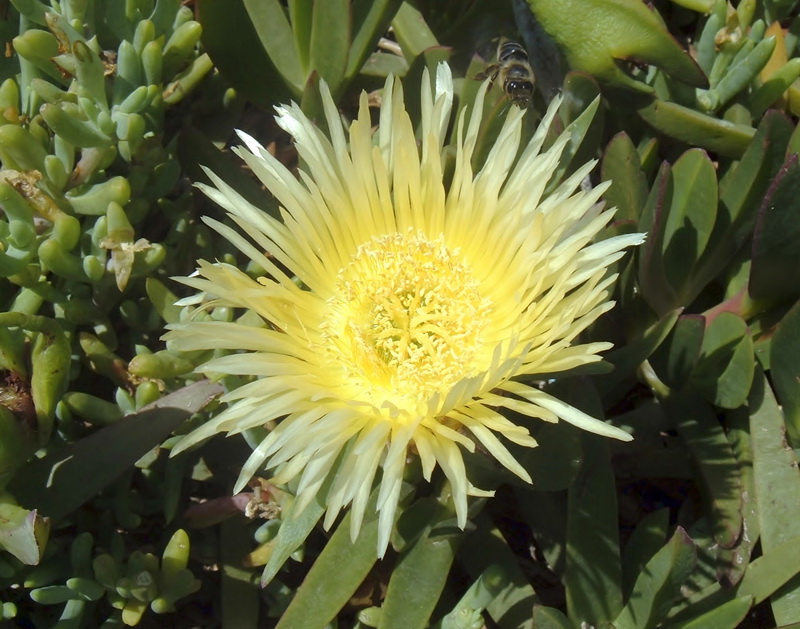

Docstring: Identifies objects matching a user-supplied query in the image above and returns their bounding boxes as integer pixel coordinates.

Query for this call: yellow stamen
[325,229,492,403]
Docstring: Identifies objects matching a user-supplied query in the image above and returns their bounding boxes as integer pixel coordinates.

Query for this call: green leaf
[298,70,327,125]
[668,394,742,548]
[547,86,603,192]
[39,104,112,148]
[220,518,260,628]
[637,163,678,315]
[598,308,681,397]
[9,381,223,522]
[662,149,717,298]
[532,605,575,629]
[637,99,754,159]
[650,314,704,389]
[749,154,800,302]
[460,522,540,629]
[613,527,696,629]
[391,1,439,64]
[771,299,800,447]
[525,0,706,91]
[511,418,583,491]
[259,490,326,587]
[346,0,404,79]
[559,71,603,124]
[716,406,759,587]
[244,0,305,93]
[739,536,800,606]
[176,125,280,220]
[308,0,350,97]
[9,0,48,25]
[145,278,181,325]
[360,51,409,78]
[379,514,461,628]
[601,131,648,224]
[750,58,800,119]
[749,370,800,624]
[436,562,511,629]
[690,312,754,409]
[697,36,775,113]
[45,15,106,108]
[565,435,623,626]
[764,0,799,21]
[287,0,312,70]
[694,110,794,288]
[391,497,447,552]
[665,595,752,629]
[514,489,567,576]
[274,504,380,629]
[0,124,48,172]
[197,0,296,106]
[681,518,723,605]
[718,111,794,250]
[0,501,49,565]
[621,508,669,600]
[0,405,34,490]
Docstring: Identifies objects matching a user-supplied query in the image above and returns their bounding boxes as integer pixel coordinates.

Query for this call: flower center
[327,230,492,403]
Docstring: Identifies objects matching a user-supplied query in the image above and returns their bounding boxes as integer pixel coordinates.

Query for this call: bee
[476,40,535,108]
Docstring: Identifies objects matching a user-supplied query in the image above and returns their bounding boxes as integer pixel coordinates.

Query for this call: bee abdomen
[498,41,529,64]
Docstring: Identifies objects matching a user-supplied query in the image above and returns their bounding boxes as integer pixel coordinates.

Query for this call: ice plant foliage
[167,64,644,556]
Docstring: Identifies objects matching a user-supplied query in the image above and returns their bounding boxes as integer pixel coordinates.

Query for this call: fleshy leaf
[690,312,754,409]
[565,434,623,625]
[599,308,681,397]
[637,163,678,315]
[662,149,717,299]
[197,0,298,106]
[637,99,754,159]
[718,111,794,251]
[525,0,706,91]
[665,596,752,629]
[601,131,648,225]
[379,502,461,629]
[273,494,383,628]
[771,299,800,447]
[9,381,222,522]
[177,125,280,220]
[532,605,574,629]
[668,394,742,549]
[650,314,704,389]
[346,0,405,79]
[613,527,696,629]
[739,536,800,606]
[750,154,800,303]
[621,508,669,600]
[717,406,759,587]
[460,521,540,629]
[749,370,800,624]
[0,500,49,565]
[547,87,602,192]
[220,518,260,627]
[307,0,349,97]
[259,492,326,587]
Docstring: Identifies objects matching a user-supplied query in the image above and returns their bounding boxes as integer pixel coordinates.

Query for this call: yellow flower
[166,63,644,556]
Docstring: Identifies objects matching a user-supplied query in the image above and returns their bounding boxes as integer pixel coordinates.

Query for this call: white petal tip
[235,129,263,155]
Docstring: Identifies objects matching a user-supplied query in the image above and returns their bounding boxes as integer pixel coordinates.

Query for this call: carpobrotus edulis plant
[166,63,644,556]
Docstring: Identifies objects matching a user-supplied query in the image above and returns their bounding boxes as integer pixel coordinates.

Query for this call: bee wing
[474,64,499,82]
